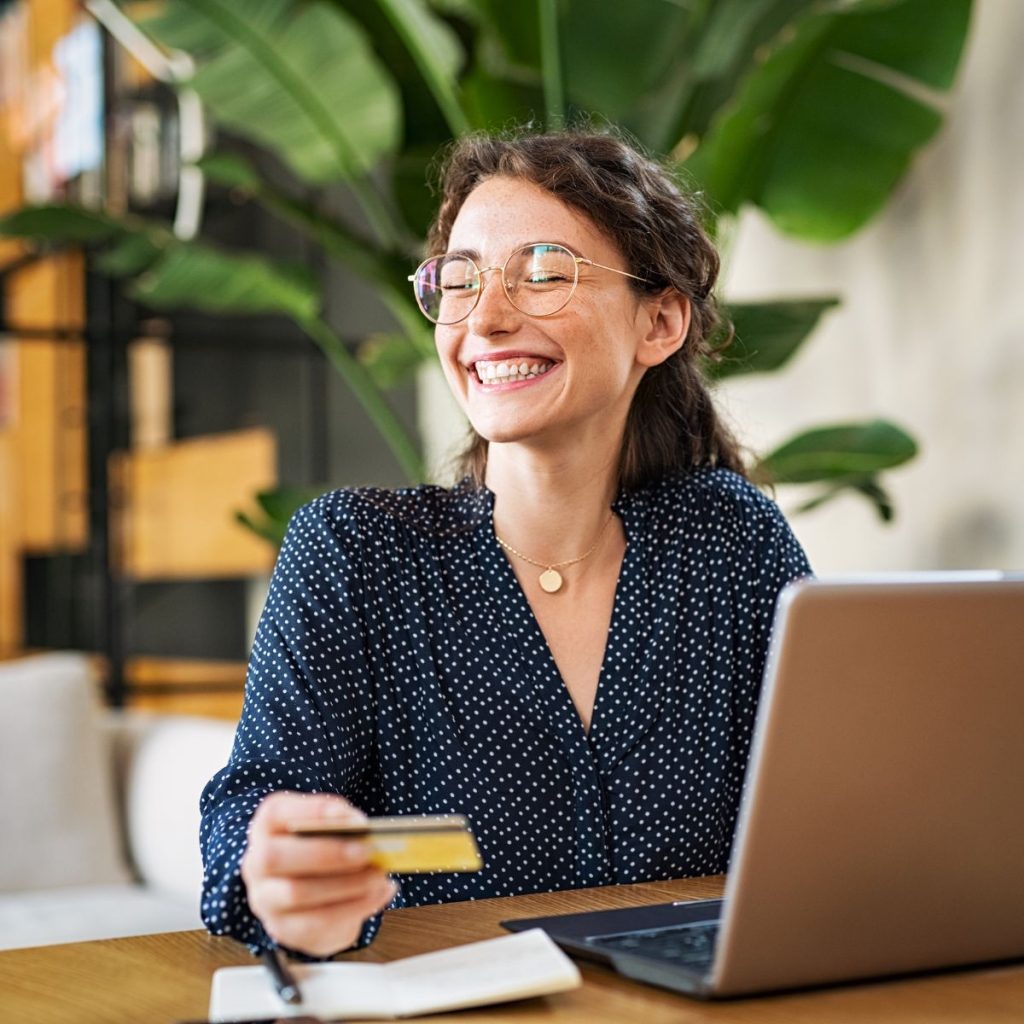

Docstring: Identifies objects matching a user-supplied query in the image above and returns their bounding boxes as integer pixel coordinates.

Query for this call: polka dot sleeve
[199,495,389,955]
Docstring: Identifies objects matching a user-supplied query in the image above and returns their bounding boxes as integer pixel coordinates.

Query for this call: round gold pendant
[539,568,563,593]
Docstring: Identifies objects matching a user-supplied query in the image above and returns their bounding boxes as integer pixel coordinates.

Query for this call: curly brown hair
[427,129,746,489]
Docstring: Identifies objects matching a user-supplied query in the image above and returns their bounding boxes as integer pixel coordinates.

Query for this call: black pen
[261,947,303,1005]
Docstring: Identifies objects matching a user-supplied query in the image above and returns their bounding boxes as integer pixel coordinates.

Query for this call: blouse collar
[451,475,652,543]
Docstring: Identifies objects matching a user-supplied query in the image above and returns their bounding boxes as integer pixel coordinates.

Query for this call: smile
[471,359,557,386]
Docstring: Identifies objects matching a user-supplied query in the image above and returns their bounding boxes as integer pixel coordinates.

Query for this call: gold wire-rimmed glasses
[407,242,648,325]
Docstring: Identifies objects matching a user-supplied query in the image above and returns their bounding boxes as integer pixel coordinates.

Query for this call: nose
[465,266,518,336]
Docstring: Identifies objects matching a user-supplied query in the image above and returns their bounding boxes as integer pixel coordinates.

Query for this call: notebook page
[385,929,582,1016]
[210,962,392,1020]
[209,930,580,1021]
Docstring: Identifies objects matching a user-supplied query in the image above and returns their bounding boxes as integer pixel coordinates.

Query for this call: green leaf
[94,233,164,277]
[852,476,895,522]
[391,143,445,240]
[255,485,324,525]
[235,509,287,546]
[130,243,320,320]
[689,0,797,80]
[756,420,918,484]
[550,1,816,150]
[560,0,692,124]
[300,317,424,482]
[373,0,469,136]
[685,0,973,239]
[470,0,542,71]
[459,65,545,133]
[707,298,839,379]
[232,178,432,353]
[0,205,125,245]
[538,0,564,126]
[194,151,262,190]
[138,0,401,185]
[239,485,340,545]
[793,475,895,522]
[358,332,427,389]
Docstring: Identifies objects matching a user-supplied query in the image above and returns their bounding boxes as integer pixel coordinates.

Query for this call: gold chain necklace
[494,511,615,593]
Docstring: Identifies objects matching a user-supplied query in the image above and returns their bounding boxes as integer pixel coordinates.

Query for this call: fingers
[241,791,394,958]
[245,834,370,878]
[261,875,399,959]
[254,865,390,914]
[244,792,371,877]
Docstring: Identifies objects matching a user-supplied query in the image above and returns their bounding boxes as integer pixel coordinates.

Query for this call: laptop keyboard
[585,920,720,969]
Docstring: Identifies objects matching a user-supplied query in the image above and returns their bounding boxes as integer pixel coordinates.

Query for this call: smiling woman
[427,134,747,490]
[199,129,812,961]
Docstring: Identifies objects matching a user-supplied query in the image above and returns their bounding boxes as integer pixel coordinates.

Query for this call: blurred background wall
[720,0,1023,572]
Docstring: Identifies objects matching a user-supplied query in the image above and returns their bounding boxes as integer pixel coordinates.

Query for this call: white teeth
[472,358,555,385]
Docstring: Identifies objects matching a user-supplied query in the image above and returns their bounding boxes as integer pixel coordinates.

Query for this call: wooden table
[2,876,1023,1023]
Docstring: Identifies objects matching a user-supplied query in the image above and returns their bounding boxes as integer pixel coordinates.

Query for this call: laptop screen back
[714,577,1024,996]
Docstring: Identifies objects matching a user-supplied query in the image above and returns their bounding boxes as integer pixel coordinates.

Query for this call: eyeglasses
[408,242,647,325]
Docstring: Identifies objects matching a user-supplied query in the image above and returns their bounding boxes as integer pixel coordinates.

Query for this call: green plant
[1,0,973,536]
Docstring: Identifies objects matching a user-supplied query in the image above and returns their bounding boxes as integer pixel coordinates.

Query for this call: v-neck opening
[475,486,642,746]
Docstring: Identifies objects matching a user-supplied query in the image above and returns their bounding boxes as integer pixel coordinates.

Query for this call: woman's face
[434,176,655,453]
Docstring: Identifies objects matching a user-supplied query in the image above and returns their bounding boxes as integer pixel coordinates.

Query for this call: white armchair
[0,653,236,950]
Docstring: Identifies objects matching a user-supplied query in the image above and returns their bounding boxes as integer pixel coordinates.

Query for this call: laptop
[502,574,1024,998]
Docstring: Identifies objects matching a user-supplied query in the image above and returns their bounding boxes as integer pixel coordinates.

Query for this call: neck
[484,441,621,566]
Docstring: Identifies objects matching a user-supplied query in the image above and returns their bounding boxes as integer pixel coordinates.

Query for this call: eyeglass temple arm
[577,257,648,283]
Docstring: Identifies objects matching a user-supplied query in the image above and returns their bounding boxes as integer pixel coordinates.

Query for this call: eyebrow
[444,240,584,261]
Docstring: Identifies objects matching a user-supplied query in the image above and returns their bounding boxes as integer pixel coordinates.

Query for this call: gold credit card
[288,813,482,873]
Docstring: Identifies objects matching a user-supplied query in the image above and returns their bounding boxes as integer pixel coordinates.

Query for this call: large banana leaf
[0,205,168,278]
[468,1,815,147]
[133,0,401,186]
[459,0,970,247]
[685,0,973,239]
[196,151,410,297]
[196,150,432,356]
[131,244,320,321]
[561,0,691,124]
[0,203,318,320]
[372,0,468,136]
[0,205,155,245]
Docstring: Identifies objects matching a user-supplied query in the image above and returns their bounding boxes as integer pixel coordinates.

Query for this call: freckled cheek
[434,326,454,357]
[434,331,464,380]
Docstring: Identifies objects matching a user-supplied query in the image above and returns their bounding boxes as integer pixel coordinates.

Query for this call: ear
[636,290,691,368]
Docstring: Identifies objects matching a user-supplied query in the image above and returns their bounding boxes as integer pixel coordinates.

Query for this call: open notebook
[209,928,581,1021]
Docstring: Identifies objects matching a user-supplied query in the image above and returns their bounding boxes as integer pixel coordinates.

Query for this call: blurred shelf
[111,427,277,580]
[124,656,246,720]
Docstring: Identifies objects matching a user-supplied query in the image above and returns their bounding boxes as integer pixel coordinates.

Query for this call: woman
[200,130,811,959]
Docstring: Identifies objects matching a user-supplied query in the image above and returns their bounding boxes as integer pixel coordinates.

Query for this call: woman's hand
[241,792,397,958]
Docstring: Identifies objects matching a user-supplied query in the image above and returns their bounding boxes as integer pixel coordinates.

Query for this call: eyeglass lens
[413,244,578,324]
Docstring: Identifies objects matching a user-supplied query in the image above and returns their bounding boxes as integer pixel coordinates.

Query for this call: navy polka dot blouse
[200,467,811,954]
